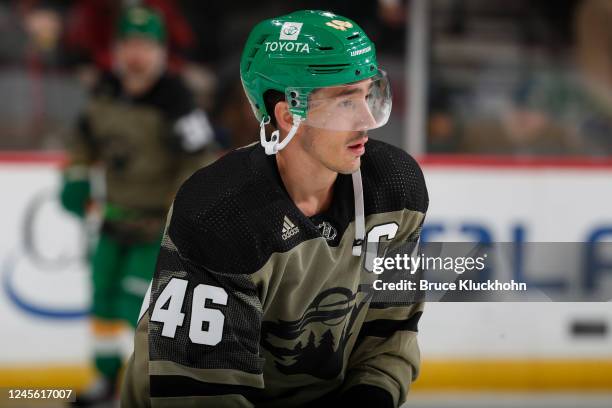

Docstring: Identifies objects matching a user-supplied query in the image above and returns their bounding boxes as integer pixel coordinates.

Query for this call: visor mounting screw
[370,65,375,71]
[355,69,361,76]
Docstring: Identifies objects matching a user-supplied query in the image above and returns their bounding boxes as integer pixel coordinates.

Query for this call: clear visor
[293,70,392,132]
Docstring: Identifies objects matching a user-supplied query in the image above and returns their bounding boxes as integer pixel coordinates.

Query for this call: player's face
[114,37,166,81]
[299,80,375,174]
[299,125,369,175]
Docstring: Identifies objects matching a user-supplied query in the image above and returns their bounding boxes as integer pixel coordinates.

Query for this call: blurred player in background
[122,10,427,408]
[64,0,196,74]
[59,6,218,407]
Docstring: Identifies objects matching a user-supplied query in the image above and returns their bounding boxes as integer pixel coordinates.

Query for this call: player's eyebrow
[331,81,374,98]
[334,87,363,97]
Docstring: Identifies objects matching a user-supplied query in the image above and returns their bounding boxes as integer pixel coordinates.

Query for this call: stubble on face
[300,126,367,175]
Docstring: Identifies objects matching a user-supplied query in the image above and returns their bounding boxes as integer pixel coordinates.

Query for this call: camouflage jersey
[122,139,429,407]
[65,72,217,241]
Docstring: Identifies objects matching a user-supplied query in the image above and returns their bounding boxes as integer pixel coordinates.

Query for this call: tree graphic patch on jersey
[261,287,371,379]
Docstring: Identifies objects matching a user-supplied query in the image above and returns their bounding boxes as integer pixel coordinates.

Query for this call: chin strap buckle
[259,115,303,156]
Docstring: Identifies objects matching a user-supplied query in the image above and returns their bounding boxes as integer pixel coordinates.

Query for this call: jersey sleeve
[159,76,215,155]
[341,147,428,407]
[64,113,98,168]
[343,231,425,407]
[64,74,117,169]
[121,193,265,407]
[59,114,98,217]
[160,76,219,193]
[172,108,215,154]
[341,301,424,407]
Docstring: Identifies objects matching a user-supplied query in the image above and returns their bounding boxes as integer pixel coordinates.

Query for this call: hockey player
[60,6,217,407]
[122,10,428,408]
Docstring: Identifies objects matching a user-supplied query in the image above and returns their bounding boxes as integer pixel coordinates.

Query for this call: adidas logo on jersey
[282,216,300,240]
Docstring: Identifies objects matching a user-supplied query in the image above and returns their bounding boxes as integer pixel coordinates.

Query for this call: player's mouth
[347,136,368,156]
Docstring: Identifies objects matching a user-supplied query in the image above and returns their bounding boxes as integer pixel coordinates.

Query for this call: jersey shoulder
[174,145,254,216]
[148,74,196,121]
[89,72,195,120]
[168,144,284,274]
[361,139,429,214]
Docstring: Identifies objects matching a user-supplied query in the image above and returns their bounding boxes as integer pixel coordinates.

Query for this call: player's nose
[354,100,377,130]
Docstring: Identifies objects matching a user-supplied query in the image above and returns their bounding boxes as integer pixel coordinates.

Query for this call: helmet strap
[260,115,303,155]
[351,169,365,257]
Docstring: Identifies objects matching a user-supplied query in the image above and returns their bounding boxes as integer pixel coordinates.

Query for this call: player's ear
[274,101,294,134]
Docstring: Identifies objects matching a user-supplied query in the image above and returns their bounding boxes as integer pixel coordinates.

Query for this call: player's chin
[336,156,362,175]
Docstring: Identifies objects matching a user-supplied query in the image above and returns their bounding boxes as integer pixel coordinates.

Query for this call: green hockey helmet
[117,6,166,44]
[240,10,392,154]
